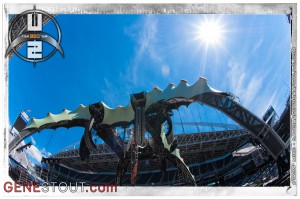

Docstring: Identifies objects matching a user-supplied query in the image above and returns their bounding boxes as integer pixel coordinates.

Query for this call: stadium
[6,6,292,188]
[8,78,290,187]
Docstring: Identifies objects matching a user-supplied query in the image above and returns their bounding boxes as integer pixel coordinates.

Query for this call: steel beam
[193,93,286,159]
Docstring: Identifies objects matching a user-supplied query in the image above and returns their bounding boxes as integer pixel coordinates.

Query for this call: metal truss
[173,122,241,130]
[46,148,259,186]
[9,91,286,163]
[53,144,115,159]
[9,130,32,152]
[52,129,249,159]
[48,129,250,175]
[193,93,286,159]
[175,129,250,146]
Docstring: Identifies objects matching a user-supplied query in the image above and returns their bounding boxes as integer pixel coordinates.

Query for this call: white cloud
[99,78,119,106]
[123,16,157,85]
[242,76,263,106]
[30,136,36,145]
[25,146,51,164]
[123,16,169,86]
[251,37,264,54]
[161,65,170,77]
[41,147,51,157]
[226,57,286,118]
[255,89,279,117]
[226,58,263,109]
[25,145,43,163]
[99,78,131,107]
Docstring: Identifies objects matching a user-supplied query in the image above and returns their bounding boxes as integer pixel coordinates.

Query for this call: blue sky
[8,14,290,165]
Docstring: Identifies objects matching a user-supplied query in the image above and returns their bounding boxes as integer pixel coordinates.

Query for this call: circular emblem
[5,8,64,63]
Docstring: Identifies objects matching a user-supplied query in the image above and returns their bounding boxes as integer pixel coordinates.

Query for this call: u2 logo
[5,7,64,64]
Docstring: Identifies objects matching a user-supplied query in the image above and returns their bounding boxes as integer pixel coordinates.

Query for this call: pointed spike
[180,79,188,83]
[180,79,189,86]
[62,108,70,114]
[164,82,175,91]
[179,79,189,87]
[168,83,175,89]
[151,86,163,93]
[199,76,207,81]
[75,104,83,110]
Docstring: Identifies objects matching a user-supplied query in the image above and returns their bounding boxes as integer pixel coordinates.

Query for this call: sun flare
[196,19,225,47]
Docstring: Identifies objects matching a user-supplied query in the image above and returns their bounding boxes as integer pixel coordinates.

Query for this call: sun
[196,18,225,47]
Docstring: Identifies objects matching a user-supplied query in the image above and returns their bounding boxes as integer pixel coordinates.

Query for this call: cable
[196,102,206,132]
[176,104,185,135]
[202,104,212,132]
[214,109,227,130]
[189,105,200,132]
[45,131,54,151]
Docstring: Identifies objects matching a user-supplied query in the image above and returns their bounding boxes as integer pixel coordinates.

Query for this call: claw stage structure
[9,77,287,186]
